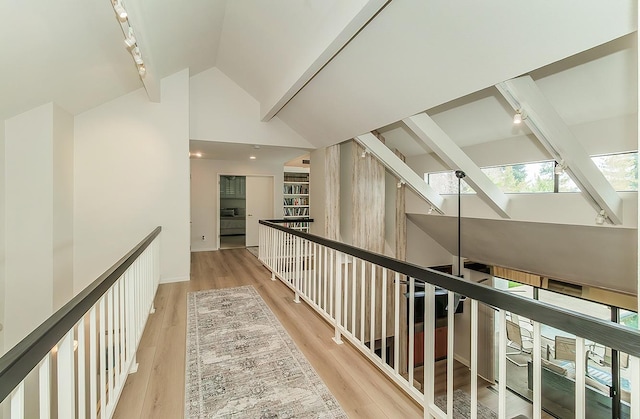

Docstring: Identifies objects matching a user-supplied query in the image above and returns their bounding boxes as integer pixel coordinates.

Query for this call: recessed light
[249,156,257,160]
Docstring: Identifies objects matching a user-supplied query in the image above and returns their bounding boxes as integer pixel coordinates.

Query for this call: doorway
[218,175,274,249]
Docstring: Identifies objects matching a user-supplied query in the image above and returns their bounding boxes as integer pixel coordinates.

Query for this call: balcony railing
[0,227,161,419]
[258,220,640,419]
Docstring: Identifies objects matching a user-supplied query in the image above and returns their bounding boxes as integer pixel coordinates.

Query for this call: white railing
[259,221,640,419]
[0,227,161,419]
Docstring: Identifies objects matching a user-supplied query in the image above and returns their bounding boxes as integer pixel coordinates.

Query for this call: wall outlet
[202,235,205,240]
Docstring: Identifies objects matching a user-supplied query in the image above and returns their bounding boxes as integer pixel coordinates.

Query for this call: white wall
[52,105,74,309]
[406,218,452,268]
[190,158,283,251]
[189,67,314,148]
[0,121,4,353]
[4,104,55,349]
[74,70,190,289]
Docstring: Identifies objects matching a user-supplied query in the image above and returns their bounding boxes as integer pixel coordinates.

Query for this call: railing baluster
[408,276,414,388]
[89,306,98,419]
[294,235,301,303]
[329,249,334,317]
[447,291,455,418]
[575,337,586,418]
[57,329,75,419]
[77,317,86,419]
[381,268,387,365]
[107,288,115,409]
[10,382,24,419]
[114,281,121,389]
[360,259,365,344]
[532,320,541,419]
[470,299,478,419]
[394,271,400,374]
[370,263,376,354]
[342,256,348,329]
[424,283,436,416]
[498,309,506,419]
[39,355,51,419]
[99,297,107,417]
[351,257,357,336]
[333,251,343,344]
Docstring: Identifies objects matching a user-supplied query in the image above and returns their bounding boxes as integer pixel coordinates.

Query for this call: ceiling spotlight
[513,109,526,124]
[396,180,405,189]
[249,156,257,160]
[554,160,566,175]
[428,206,434,215]
[137,64,146,77]
[361,149,369,158]
[113,1,128,21]
[595,210,606,225]
[124,27,136,49]
[131,47,143,64]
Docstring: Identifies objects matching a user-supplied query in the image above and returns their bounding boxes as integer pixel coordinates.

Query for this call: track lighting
[428,206,434,215]
[361,149,369,158]
[595,210,606,225]
[138,64,146,77]
[397,180,405,189]
[513,109,526,124]
[554,160,566,175]
[113,0,128,21]
[131,47,143,64]
[124,27,136,49]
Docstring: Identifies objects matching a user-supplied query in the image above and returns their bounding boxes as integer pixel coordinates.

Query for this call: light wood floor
[113,249,543,418]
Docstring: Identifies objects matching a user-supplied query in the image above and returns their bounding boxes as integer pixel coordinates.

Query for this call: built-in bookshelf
[283,170,310,232]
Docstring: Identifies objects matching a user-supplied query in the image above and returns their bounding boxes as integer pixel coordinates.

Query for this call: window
[592,151,638,192]
[481,161,555,193]
[425,171,474,194]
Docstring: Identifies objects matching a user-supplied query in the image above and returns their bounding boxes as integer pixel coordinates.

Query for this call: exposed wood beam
[354,133,445,213]
[260,0,389,121]
[403,113,511,219]
[497,76,623,224]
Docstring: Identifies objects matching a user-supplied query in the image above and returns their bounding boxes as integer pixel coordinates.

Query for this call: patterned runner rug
[434,389,498,419]
[185,285,346,418]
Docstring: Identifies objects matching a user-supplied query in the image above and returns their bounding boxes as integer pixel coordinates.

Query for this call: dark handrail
[264,218,314,223]
[0,226,162,402]
[260,220,640,358]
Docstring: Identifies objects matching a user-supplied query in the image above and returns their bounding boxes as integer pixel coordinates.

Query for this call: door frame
[217,173,275,250]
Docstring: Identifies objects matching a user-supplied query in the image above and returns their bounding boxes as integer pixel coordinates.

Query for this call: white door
[245,176,274,246]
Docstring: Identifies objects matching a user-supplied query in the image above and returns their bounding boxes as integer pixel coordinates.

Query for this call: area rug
[434,389,497,419]
[185,285,346,418]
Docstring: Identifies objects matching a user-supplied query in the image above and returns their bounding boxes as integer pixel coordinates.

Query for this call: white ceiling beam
[260,0,389,122]
[354,133,445,213]
[123,0,161,102]
[496,76,623,224]
[403,113,511,219]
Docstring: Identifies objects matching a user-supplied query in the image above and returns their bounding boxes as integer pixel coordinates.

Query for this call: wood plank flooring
[113,249,541,418]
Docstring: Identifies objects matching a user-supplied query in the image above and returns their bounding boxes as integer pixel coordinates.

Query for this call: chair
[506,319,533,367]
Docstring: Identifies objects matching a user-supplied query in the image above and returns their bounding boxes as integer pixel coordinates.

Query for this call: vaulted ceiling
[2,0,636,152]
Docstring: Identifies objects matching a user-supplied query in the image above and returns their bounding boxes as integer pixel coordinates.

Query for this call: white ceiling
[0,0,141,121]
[190,140,310,165]
[1,0,636,157]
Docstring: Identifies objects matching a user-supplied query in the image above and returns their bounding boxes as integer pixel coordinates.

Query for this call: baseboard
[160,275,190,284]
[191,247,219,252]
[454,353,470,368]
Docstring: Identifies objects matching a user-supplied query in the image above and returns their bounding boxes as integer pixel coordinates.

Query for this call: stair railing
[259,220,639,419]
[0,226,161,419]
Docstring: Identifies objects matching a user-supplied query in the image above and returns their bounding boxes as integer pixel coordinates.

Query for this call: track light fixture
[428,206,434,215]
[513,109,526,125]
[112,0,128,21]
[595,210,607,225]
[361,149,369,158]
[131,47,143,64]
[124,27,136,49]
[554,160,566,175]
[137,64,146,77]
